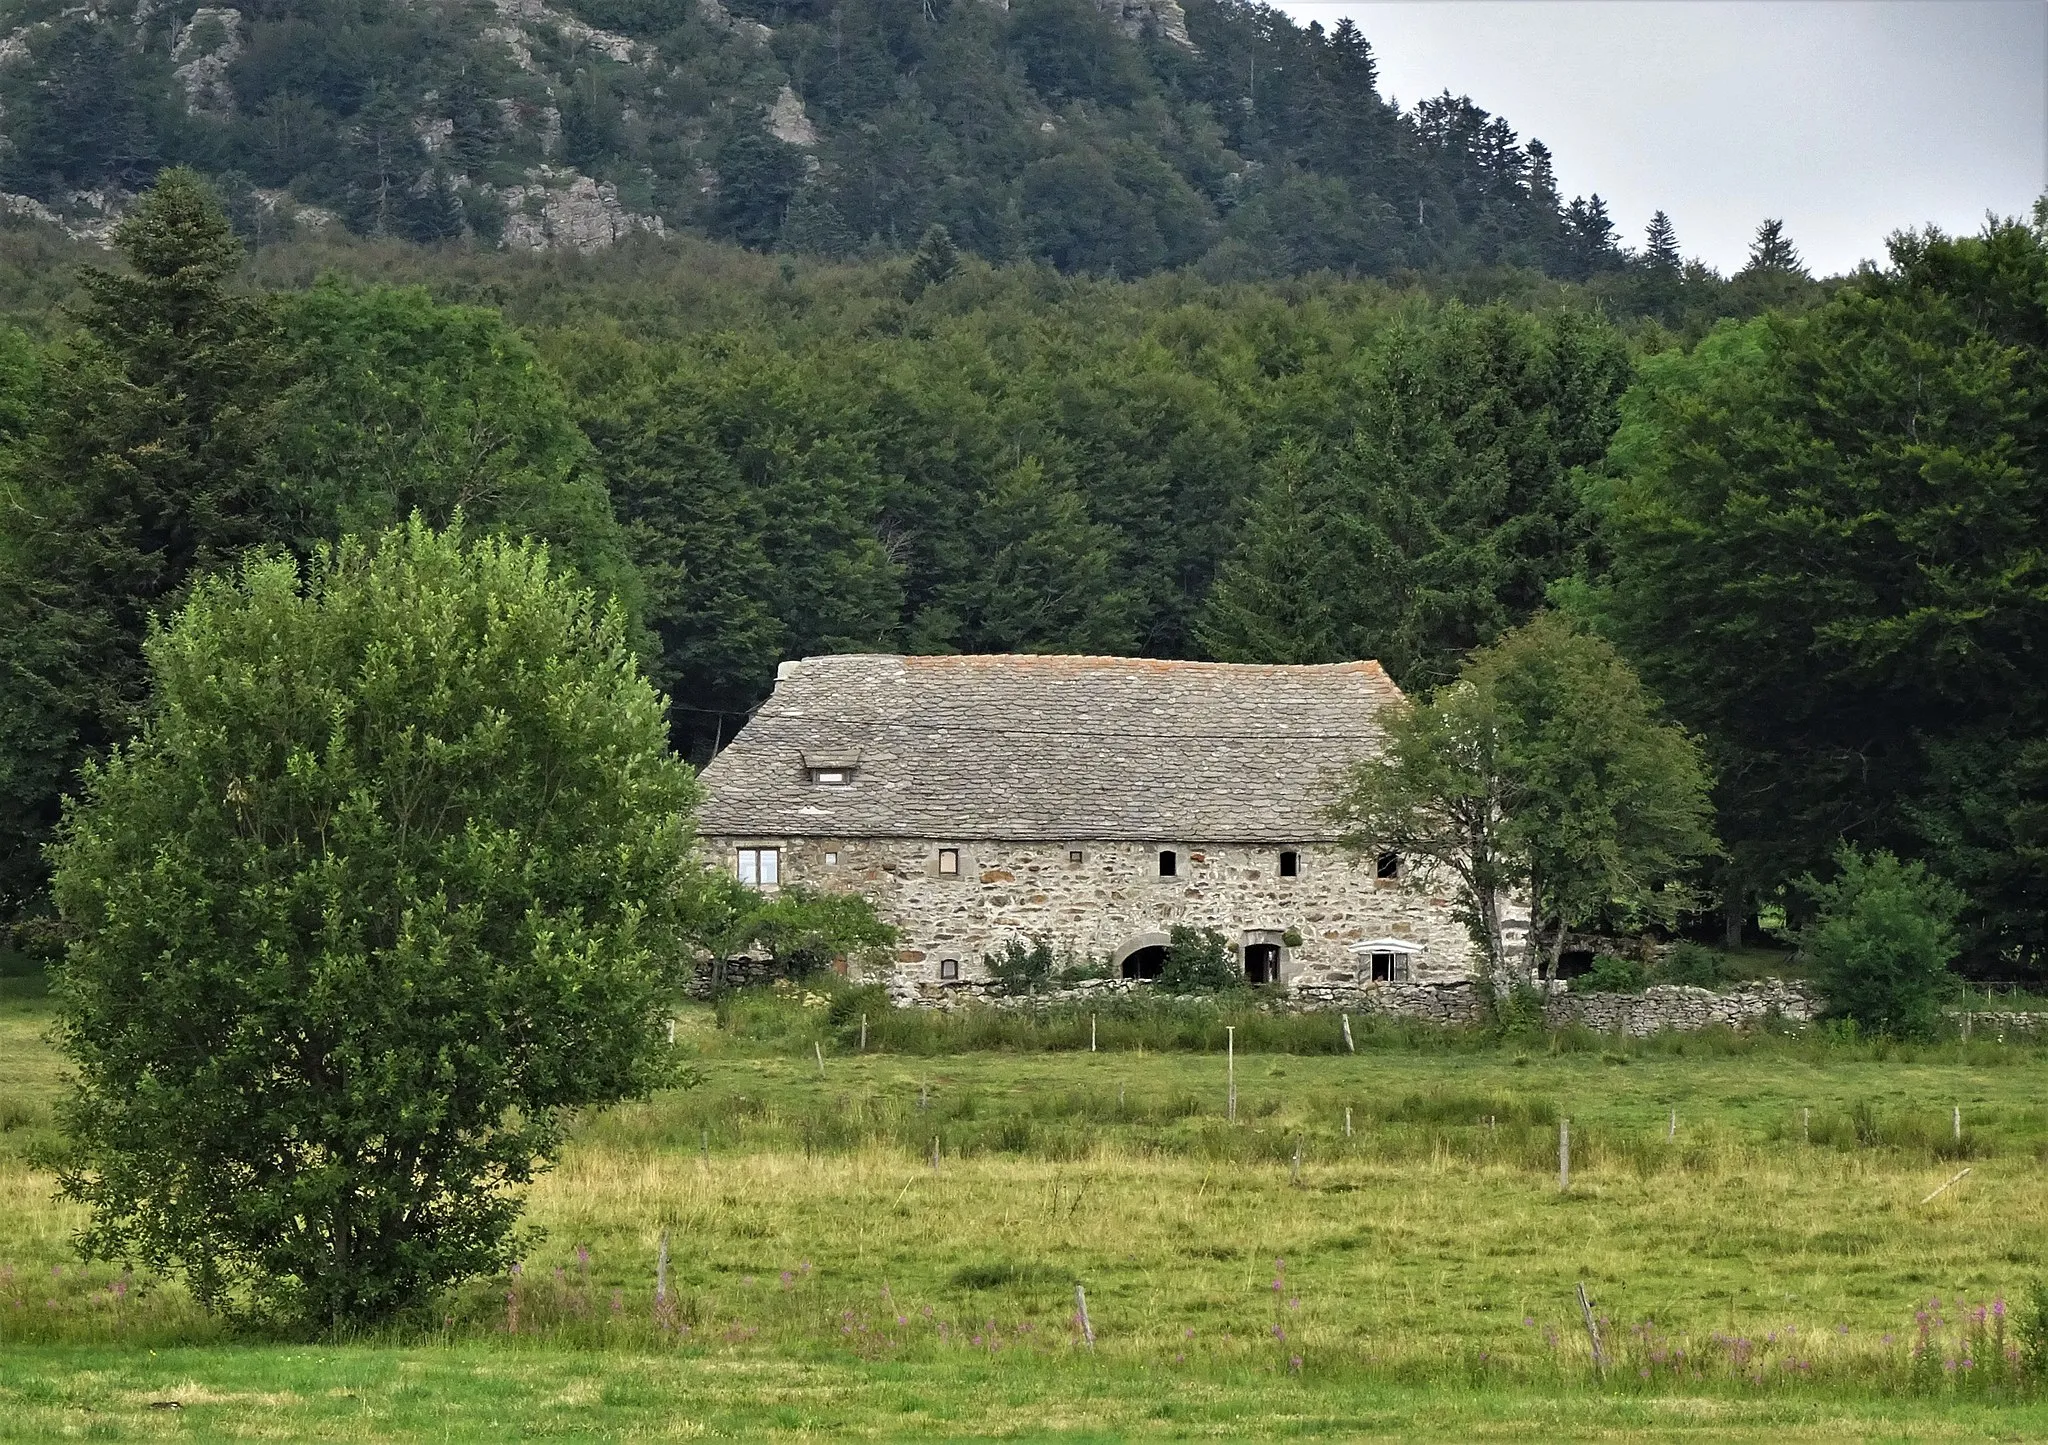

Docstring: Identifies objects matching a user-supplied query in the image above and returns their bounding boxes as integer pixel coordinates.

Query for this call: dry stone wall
[1542,981,1817,1035]
[702,834,1477,992]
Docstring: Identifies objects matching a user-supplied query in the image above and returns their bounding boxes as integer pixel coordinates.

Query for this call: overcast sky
[1268,0,2046,277]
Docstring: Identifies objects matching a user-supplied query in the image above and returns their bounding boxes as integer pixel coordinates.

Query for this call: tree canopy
[1592,216,2048,974]
[49,519,698,1326]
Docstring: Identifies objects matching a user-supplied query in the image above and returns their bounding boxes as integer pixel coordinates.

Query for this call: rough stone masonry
[698,653,1480,998]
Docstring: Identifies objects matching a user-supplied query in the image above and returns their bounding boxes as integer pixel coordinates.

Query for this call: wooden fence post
[1577,1281,1604,1373]
[1075,1284,1095,1348]
[1226,1025,1236,1124]
[1559,1117,1570,1192]
[1341,1013,1355,1053]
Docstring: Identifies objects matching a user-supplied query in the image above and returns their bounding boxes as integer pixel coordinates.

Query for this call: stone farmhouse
[698,653,1482,1004]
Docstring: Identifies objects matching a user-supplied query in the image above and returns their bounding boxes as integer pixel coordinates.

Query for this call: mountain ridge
[0,0,1647,281]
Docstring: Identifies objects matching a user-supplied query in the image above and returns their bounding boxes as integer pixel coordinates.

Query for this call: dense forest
[0,0,1811,312]
[0,163,2039,981]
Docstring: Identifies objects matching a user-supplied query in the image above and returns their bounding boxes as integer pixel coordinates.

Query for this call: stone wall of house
[701,835,1477,989]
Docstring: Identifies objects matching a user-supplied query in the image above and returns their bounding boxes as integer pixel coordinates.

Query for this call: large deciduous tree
[1593,214,2048,975]
[50,519,698,1327]
[1331,616,1713,987]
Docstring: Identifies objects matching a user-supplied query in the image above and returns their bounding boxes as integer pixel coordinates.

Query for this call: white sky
[1270,0,2047,277]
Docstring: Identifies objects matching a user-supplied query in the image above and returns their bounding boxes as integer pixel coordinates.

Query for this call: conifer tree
[0,170,283,919]
[1742,218,1805,276]
[905,223,960,297]
[1196,446,1344,666]
[1644,211,1680,271]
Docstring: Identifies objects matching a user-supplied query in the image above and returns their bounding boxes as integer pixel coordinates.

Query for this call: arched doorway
[1113,931,1170,981]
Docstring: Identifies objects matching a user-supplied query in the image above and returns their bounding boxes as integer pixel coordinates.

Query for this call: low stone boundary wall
[1544,980,1817,1035]
[1955,1009,2047,1037]
[1291,979,1487,1024]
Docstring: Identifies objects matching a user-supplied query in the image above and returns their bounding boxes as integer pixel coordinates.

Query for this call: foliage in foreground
[1801,847,1965,1040]
[48,519,699,1327]
[1332,614,1713,986]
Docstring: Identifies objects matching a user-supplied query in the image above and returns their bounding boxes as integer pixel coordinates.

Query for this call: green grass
[4,993,2047,1437]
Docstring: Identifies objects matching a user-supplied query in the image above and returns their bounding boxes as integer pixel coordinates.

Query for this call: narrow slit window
[1376,850,1402,880]
[1278,849,1299,878]
[737,846,780,888]
[938,848,960,876]
[939,958,960,980]
[1159,850,1178,878]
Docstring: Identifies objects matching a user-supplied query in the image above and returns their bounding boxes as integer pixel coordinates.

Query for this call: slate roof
[698,653,1403,843]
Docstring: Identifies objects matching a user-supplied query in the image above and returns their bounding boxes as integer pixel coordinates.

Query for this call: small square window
[1279,849,1299,878]
[939,958,960,980]
[1069,849,1084,864]
[1371,950,1411,982]
[1159,850,1177,877]
[824,850,839,866]
[1376,850,1402,880]
[938,848,959,876]
[737,846,780,888]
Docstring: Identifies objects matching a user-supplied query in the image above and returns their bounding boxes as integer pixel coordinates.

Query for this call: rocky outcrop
[766,85,818,148]
[486,0,643,72]
[171,8,242,117]
[696,0,774,46]
[491,167,664,253]
[0,188,125,246]
[1094,0,1191,49]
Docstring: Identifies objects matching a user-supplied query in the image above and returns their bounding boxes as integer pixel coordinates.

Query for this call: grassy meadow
[4,987,2048,1438]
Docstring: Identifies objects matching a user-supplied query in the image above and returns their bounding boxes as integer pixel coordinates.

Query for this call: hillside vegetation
[0,0,1813,314]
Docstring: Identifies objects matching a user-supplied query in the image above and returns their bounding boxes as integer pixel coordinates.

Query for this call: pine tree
[905,223,960,297]
[1744,217,1806,276]
[1644,211,1680,271]
[400,169,466,244]
[0,170,285,919]
[780,185,856,259]
[1196,446,1343,665]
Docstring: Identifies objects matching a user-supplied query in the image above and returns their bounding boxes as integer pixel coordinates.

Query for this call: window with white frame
[938,848,960,876]
[737,846,780,888]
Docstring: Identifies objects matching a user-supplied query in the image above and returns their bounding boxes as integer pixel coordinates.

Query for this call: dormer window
[801,749,861,787]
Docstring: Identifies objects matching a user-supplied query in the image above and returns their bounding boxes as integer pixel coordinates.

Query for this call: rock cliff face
[170,7,241,116]
[493,168,665,253]
[1093,0,1191,49]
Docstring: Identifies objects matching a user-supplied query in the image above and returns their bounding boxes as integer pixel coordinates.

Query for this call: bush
[1580,953,1647,993]
[1159,925,1240,994]
[1658,942,1726,988]
[985,937,1055,996]
[1800,846,1963,1039]
[2021,1278,2048,1381]
[48,521,699,1327]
